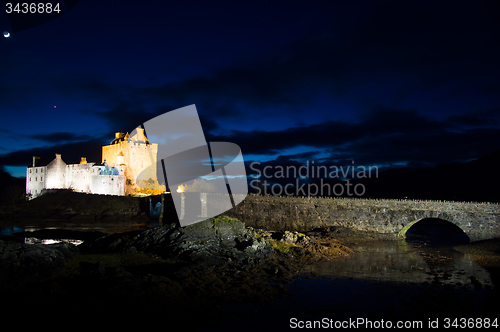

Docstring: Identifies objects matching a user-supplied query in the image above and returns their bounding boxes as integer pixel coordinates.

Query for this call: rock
[0,238,78,288]
[80,216,273,269]
[270,230,312,244]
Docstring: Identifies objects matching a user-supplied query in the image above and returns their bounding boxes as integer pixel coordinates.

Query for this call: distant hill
[0,169,26,205]
[353,150,500,202]
[259,150,500,203]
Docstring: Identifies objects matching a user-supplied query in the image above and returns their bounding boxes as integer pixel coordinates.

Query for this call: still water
[0,219,154,244]
[1,220,497,331]
[205,221,498,331]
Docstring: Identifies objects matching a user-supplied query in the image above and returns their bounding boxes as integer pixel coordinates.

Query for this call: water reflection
[23,237,84,245]
[0,219,153,245]
[405,218,471,248]
[302,218,492,288]
[207,238,496,331]
[302,240,493,288]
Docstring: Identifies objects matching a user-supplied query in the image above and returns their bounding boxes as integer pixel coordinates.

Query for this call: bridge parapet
[217,194,500,242]
[160,193,500,241]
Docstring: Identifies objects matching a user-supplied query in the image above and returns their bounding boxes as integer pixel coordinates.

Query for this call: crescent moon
[3,31,10,38]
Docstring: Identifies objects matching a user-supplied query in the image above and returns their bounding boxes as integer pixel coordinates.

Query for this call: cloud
[0,139,105,167]
[212,107,500,168]
[30,132,93,143]
[28,0,497,140]
[446,108,500,127]
[2,0,498,177]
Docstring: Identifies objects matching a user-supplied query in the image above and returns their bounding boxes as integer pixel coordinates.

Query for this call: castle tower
[101,129,158,190]
[45,153,67,189]
[116,151,125,165]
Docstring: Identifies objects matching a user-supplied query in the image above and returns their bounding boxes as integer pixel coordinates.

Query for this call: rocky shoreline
[0,216,356,329]
[2,209,499,329]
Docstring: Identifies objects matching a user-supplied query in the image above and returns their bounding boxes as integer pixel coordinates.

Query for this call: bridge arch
[397,217,470,243]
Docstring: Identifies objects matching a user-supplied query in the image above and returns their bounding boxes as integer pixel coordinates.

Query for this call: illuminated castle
[26,129,162,199]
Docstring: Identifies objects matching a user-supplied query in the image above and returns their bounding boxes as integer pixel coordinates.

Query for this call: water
[204,223,498,331]
[204,240,496,331]
[1,221,497,330]
[0,219,153,244]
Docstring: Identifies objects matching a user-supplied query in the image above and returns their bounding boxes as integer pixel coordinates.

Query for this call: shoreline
[1,217,499,329]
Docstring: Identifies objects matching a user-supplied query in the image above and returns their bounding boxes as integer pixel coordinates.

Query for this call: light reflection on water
[0,220,153,245]
[204,239,497,331]
[23,237,84,245]
[1,222,497,330]
[302,240,493,288]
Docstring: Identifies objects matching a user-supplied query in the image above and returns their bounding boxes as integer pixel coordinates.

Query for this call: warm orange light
[176,186,183,193]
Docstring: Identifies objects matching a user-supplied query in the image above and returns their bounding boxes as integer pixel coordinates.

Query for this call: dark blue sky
[1,0,500,178]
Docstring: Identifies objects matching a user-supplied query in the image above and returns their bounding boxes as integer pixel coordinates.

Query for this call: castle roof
[109,129,150,145]
[110,132,128,145]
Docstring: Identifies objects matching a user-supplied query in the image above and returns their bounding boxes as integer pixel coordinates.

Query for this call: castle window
[41,176,43,181]
[35,177,37,181]
[35,169,37,173]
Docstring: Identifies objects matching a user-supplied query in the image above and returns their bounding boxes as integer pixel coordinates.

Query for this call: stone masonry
[190,194,500,242]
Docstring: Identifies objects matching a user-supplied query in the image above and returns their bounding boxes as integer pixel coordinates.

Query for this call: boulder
[80,216,272,269]
[0,238,78,288]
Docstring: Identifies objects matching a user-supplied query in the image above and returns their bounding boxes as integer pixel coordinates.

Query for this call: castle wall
[102,139,158,188]
[66,163,96,193]
[129,141,158,187]
[45,154,66,189]
[26,166,47,199]
[91,174,126,196]
[102,143,122,165]
[27,158,127,198]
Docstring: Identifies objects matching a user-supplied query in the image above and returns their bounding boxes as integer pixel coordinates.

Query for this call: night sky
[1,0,500,179]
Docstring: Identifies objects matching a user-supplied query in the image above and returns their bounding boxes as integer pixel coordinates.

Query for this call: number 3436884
[6,2,61,14]
[444,318,498,329]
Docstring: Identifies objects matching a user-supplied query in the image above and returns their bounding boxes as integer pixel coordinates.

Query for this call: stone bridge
[161,194,500,242]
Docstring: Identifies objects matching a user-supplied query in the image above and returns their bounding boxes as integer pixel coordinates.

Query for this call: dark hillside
[355,150,500,202]
[0,170,26,206]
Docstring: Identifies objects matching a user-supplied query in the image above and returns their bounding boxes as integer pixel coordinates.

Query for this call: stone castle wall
[45,154,66,189]
[102,137,158,188]
[26,166,46,198]
[27,159,127,199]
[66,163,96,193]
[91,174,126,196]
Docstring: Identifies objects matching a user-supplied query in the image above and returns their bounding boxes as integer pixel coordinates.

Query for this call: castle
[26,128,162,199]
